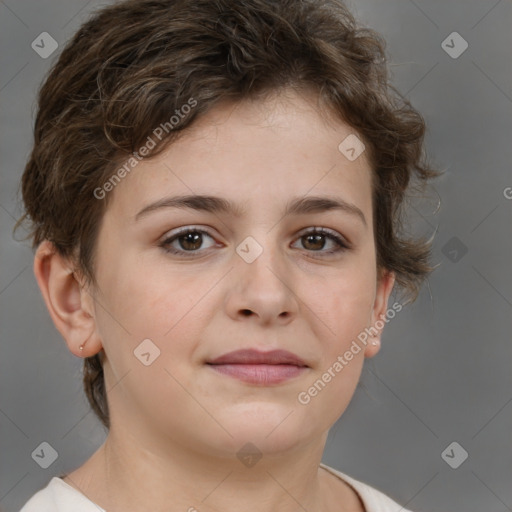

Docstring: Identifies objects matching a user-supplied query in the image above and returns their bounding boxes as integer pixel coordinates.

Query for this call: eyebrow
[134,194,367,227]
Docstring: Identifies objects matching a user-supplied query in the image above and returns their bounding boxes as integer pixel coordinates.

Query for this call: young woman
[17,0,438,510]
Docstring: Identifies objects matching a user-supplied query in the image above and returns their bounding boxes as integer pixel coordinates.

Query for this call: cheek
[306,265,376,352]
[94,257,215,371]
[296,273,374,424]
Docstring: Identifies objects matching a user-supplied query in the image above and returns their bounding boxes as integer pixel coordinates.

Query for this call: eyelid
[291,227,351,256]
[159,225,219,254]
[159,225,351,257]
[295,226,350,246]
[160,225,217,241]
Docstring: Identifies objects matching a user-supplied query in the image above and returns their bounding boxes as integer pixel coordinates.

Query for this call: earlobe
[364,269,396,358]
[33,240,102,358]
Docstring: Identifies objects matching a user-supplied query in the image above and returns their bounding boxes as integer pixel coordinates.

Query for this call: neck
[64,424,359,512]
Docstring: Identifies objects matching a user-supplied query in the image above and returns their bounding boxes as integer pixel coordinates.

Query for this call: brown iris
[178,232,203,251]
[302,233,326,251]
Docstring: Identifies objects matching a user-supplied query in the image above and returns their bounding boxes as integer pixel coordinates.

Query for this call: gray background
[1,1,511,511]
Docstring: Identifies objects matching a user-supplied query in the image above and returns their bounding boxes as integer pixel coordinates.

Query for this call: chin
[204,401,318,456]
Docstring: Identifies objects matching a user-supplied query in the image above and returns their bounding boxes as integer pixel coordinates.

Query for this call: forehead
[106,89,373,221]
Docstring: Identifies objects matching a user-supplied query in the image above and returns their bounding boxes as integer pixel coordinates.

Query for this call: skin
[34,87,395,512]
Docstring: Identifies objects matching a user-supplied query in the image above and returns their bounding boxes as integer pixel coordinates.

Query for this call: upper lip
[207,349,308,367]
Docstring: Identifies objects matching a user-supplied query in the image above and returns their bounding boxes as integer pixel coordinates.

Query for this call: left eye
[291,228,348,254]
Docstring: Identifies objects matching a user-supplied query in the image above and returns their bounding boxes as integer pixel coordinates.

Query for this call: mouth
[206,349,309,385]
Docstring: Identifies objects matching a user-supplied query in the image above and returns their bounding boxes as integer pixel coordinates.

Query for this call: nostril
[241,309,252,316]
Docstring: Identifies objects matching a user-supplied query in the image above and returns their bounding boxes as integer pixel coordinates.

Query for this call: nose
[224,239,300,326]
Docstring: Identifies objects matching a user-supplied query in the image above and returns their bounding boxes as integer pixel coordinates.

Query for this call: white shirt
[19,463,413,512]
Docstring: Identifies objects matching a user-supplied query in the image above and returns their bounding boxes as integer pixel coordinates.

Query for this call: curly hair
[16,0,440,429]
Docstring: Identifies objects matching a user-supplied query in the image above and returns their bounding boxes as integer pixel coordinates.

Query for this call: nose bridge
[226,231,299,323]
[236,231,287,286]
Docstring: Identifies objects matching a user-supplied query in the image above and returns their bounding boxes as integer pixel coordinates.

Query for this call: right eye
[159,227,219,256]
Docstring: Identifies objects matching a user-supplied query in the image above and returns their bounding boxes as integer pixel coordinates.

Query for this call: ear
[364,269,396,358]
[33,240,103,358]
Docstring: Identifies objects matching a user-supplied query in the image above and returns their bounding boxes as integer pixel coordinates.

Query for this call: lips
[207,349,308,367]
[206,349,308,385]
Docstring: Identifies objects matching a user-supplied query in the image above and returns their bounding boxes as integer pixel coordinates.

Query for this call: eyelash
[159,226,350,258]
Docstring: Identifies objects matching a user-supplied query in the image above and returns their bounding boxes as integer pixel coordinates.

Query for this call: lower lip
[208,364,307,385]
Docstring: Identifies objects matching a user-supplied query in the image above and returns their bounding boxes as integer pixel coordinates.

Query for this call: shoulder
[320,463,414,512]
[19,477,105,512]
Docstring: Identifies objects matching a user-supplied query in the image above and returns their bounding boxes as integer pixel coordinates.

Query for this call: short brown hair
[17,0,440,430]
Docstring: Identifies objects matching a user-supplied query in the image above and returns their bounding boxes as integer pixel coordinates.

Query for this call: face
[84,88,394,458]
